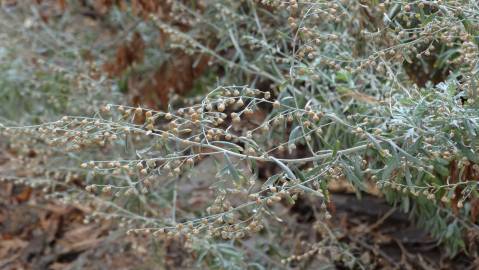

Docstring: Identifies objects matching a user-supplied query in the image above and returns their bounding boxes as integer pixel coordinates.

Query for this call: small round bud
[217,103,225,112]
[273,100,281,109]
[102,185,112,194]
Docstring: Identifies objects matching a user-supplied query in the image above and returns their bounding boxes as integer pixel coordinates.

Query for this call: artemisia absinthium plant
[1,0,479,268]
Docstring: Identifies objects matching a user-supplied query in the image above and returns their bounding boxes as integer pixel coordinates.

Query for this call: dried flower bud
[273,100,281,109]
[217,103,225,112]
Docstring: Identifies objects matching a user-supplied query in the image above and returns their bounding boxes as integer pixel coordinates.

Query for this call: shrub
[1,0,479,268]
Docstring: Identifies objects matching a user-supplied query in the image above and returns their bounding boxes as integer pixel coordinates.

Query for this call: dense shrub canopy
[1,0,479,268]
